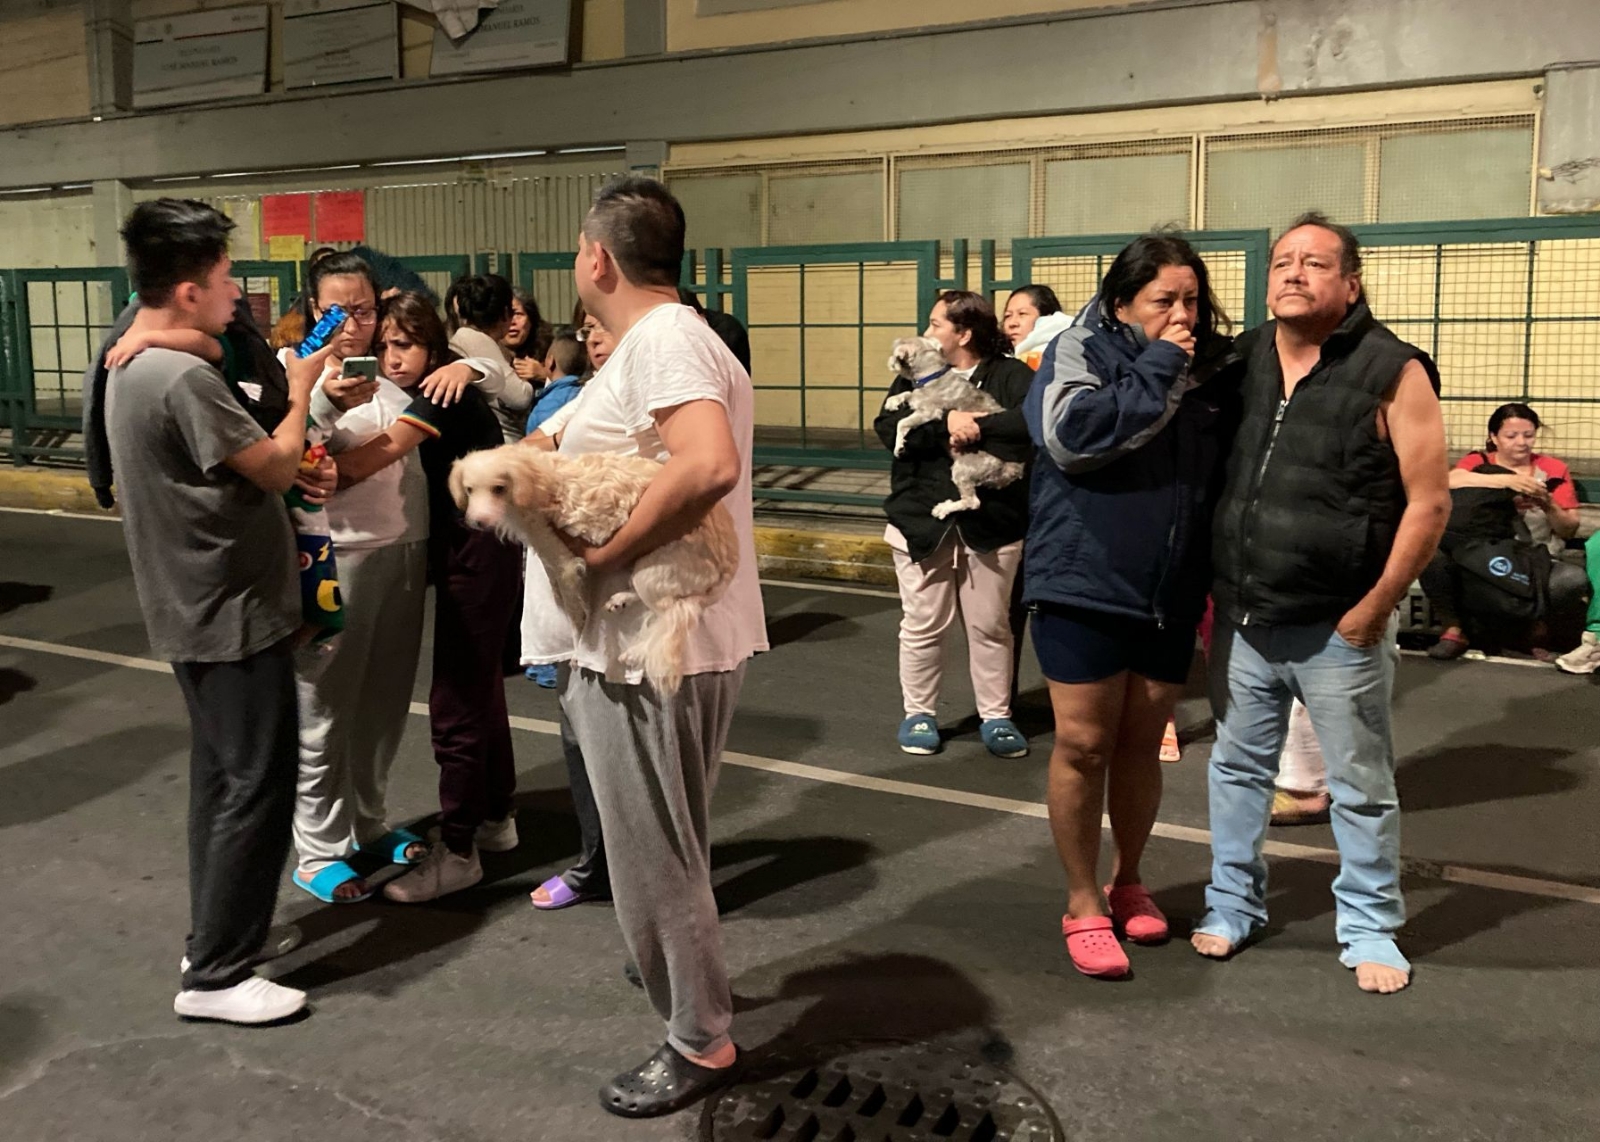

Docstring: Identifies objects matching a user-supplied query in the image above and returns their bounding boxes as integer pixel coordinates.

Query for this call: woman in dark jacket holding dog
[1022,234,1240,980]
[874,290,1035,759]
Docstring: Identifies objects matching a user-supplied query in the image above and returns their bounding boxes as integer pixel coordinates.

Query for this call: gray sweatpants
[561,663,746,1058]
[293,541,427,876]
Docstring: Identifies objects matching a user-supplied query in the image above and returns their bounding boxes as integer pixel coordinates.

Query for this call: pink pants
[886,525,1022,722]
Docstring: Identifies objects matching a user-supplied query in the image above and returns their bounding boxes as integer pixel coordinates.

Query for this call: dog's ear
[506,451,546,513]
[448,459,468,509]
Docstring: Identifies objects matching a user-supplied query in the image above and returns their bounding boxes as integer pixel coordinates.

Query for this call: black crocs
[598,1042,739,1118]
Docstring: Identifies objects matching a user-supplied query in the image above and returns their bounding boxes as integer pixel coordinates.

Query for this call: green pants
[1587,532,1600,634]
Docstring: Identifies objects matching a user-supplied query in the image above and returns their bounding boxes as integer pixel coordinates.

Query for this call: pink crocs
[1105,883,1170,945]
[1062,914,1130,979]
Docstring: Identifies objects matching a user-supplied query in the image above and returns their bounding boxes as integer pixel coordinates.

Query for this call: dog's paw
[930,501,953,519]
[603,591,638,613]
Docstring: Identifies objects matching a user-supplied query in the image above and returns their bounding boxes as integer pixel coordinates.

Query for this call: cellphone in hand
[340,356,378,383]
[299,304,348,356]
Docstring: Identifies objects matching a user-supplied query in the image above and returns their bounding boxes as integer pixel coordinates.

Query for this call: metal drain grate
[704,1041,1063,1142]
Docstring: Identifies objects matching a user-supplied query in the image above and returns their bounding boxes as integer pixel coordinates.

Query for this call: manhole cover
[703,1040,1063,1141]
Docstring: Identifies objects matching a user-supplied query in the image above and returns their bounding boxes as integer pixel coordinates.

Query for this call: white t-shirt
[520,303,768,681]
[295,355,428,551]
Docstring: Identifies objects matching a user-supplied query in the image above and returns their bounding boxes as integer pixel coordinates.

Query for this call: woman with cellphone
[279,255,505,903]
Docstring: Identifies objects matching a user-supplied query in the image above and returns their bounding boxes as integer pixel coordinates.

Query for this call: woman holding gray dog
[874,290,1034,759]
[1023,233,1240,980]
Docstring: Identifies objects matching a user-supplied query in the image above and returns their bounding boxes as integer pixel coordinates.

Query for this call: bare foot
[332,878,370,902]
[1190,932,1235,959]
[1354,962,1411,994]
[530,885,552,906]
[682,1042,738,1069]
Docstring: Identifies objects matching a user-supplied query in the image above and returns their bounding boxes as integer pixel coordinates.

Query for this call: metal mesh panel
[1203,116,1534,232]
[1361,230,1600,465]
[738,249,925,453]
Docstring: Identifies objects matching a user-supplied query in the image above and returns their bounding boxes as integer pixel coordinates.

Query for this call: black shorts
[1031,603,1196,685]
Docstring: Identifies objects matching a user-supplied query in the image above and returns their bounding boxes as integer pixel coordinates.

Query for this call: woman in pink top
[1426,403,1582,659]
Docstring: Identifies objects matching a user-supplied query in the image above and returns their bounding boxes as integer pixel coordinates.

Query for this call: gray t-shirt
[106,347,298,663]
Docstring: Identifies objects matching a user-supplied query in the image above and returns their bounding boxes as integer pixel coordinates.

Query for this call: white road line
[8,632,1600,906]
[759,577,899,600]
[0,505,119,522]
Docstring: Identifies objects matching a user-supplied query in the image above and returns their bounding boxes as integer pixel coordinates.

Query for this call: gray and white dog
[881,336,1026,519]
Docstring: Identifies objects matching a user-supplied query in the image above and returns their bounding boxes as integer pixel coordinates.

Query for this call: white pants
[1277,698,1328,794]
[887,525,1021,722]
[293,541,427,876]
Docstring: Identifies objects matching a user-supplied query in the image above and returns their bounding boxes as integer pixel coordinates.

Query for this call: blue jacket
[524,375,584,435]
[1022,298,1240,628]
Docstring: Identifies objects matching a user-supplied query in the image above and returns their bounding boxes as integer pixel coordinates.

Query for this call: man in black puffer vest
[1193,213,1450,995]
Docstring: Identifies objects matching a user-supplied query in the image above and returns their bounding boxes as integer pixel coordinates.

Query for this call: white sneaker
[1556,631,1600,675]
[173,976,306,1024]
[382,842,482,904]
[474,814,519,853]
[427,815,519,853]
[181,924,303,974]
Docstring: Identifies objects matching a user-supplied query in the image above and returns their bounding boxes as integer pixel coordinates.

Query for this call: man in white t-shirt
[525,177,766,1118]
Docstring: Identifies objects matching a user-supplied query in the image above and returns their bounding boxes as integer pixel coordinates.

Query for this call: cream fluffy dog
[450,445,740,694]
[881,335,1025,518]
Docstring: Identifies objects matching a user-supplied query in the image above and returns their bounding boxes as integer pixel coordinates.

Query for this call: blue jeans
[1200,616,1408,972]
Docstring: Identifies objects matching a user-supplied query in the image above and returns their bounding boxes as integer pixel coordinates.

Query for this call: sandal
[1104,883,1170,944]
[529,875,598,911]
[292,861,373,904]
[599,1043,739,1119]
[356,827,427,865]
[1062,914,1129,979]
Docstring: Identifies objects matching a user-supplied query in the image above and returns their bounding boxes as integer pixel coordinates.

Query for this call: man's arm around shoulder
[224,344,333,494]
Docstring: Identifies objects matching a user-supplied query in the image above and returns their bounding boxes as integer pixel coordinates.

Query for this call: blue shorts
[1031,603,1196,685]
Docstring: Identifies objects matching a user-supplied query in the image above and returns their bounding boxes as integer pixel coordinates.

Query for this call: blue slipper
[356,827,426,865]
[292,862,373,904]
[981,718,1030,758]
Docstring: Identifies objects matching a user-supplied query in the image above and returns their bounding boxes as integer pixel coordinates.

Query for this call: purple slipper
[530,875,589,911]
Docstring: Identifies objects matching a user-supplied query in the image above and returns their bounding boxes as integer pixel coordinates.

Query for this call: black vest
[1211,301,1439,626]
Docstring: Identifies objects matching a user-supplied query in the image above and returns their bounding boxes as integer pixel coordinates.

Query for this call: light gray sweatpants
[293,541,427,877]
[561,663,746,1058]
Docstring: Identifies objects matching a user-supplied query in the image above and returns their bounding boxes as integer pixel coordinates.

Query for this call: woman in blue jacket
[1023,234,1239,980]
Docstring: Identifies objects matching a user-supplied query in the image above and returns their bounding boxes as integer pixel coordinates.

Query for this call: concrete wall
[2,0,1597,190]
[0,1,91,128]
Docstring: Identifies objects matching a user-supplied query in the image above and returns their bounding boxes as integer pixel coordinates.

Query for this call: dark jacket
[83,298,286,509]
[1211,300,1439,626]
[874,355,1035,561]
[1021,298,1241,627]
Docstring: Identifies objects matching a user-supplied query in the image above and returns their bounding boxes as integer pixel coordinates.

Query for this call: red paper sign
[261,193,312,239]
[315,190,366,243]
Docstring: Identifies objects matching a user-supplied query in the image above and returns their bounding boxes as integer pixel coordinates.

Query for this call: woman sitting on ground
[1002,284,1073,370]
[1424,402,1584,660]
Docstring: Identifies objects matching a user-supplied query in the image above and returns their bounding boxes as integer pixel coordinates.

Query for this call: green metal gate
[0,267,129,465]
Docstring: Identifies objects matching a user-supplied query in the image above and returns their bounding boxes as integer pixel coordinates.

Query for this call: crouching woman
[1023,234,1240,980]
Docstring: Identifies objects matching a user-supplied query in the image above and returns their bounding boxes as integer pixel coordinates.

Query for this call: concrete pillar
[83,0,134,117]
[90,180,134,267]
[623,0,665,58]
[1539,65,1600,215]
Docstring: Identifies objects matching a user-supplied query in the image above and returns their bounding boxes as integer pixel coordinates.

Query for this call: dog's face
[887,336,946,381]
[450,446,557,532]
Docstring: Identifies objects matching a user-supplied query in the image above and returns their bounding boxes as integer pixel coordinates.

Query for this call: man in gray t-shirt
[108,348,298,662]
[106,198,332,1027]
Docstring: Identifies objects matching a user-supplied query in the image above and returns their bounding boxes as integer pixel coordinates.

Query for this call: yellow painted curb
[753,524,893,587]
[0,469,112,515]
[1,469,889,585]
